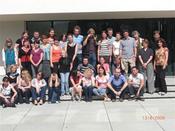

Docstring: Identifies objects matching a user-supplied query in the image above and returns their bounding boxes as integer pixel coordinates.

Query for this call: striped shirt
[98,39,111,56]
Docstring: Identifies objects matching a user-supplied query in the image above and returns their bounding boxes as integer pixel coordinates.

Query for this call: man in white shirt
[128,66,144,101]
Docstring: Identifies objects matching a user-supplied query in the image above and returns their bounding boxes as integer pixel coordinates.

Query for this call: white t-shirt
[82,76,95,87]
[113,40,121,56]
[0,84,13,96]
[129,73,144,88]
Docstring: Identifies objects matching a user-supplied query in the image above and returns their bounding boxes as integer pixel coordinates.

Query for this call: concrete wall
[0,21,25,65]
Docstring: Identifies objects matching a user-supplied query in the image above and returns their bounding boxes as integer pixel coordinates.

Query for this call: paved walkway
[0,98,175,131]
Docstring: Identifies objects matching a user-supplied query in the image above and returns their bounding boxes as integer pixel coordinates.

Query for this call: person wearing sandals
[93,66,110,101]
[31,72,47,105]
[70,71,82,101]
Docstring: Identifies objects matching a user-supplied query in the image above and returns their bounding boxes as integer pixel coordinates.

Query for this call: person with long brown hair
[154,38,169,95]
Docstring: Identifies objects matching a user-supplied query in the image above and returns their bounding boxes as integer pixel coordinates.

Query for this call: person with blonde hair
[2,38,18,73]
[17,69,32,104]
[81,68,95,102]
[48,73,61,103]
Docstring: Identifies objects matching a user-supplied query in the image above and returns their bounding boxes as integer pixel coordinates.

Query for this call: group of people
[0,25,169,108]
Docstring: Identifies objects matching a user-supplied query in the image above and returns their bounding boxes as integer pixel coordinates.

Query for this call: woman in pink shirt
[97,57,110,75]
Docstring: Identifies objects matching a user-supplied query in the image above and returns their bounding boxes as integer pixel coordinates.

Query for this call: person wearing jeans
[107,68,128,102]
[48,73,61,103]
[82,68,95,102]
[31,72,47,105]
[128,66,144,101]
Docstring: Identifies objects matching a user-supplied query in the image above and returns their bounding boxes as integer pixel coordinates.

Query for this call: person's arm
[40,79,47,88]
[36,51,43,66]
[83,34,90,46]
[72,44,78,63]
[118,81,128,95]
[14,48,18,65]
[30,52,36,66]
[91,77,95,87]
[107,82,118,95]
[70,76,76,87]
[11,86,17,101]
[24,81,31,89]
[50,46,53,68]
[2,48,6,67]
[163,48,169,69]
[136,77,144,96]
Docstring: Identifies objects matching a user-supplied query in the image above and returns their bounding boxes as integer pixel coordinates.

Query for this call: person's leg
[60,73,65,96]
[51,88,57,103]
[155,66,162,93]
[119,87,129,99]
[83,87,88,102]
[23,89,31,103]
[39,86,46,100]
[121,58,129,75]
[48,87,53,102]
[31,64,36,78]
[159,67,167,93]
[108,87,117,101]
[146,63,155,93]
[128,85,136,97]
[77,54,82,66]
[92,53,97,68]
[93,88,100,96]
[65,72,70,95]
[17,88,24,104]
[87,86,93,101]
[31,87,38,104]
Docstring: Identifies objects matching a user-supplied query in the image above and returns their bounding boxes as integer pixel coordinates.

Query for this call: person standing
[120,29,137,76]
[97,31,112,63]
[30,41,43,78]
[138,39,155,94]
[73,25,84,66]
[154,38,169,95]
[2,38,18,73]
[83,28,97,67]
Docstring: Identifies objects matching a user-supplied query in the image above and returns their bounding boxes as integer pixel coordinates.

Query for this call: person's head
[153,30,160,41]
[114,68,121,78]
[132,30,140,39]
[54,39,59,46]
[33,31,40,39]
[115,32,121,41]
[87,28,95,36]
[157,38,166,48]
[51,73,58,81]
[21,69,32,82]
[36,72,43,80]
[61,33,67,42]
[84,68,93,79]
[98,66,106,76]
[34,40,40,49]
[142,39,149,48]
[49,28,55,38]
[123,29,129,38]
[2,77,10,87]
[23,40,30,48]
[67,33,73,43]
[101,31,107,39]
[42,35,48,44]
[49,73,60,87]
[73,25,81,36]
[10,65,17,73]
[82,57,89,65]
[131,66,139,76]
[5,38,13,49]
[107,28,113,37]
[99,57,106,64]
[22,31,29,40]
[114,57,121,65]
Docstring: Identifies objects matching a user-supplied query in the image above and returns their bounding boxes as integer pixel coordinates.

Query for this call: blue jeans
[77,54,82,66]
[93,88,106,96]
[88,53,96,68]
[31,86,46,100]
[48,87,61,103]
[60,72,70,95]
